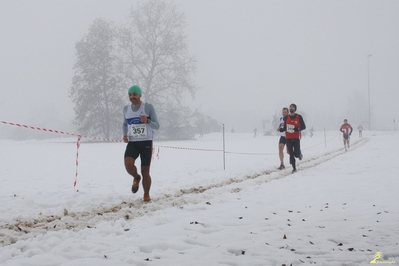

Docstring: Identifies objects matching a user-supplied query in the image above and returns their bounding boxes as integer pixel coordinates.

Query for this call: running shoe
[292,169,297,173]
[278,164,285,170]
[131,175,141,194]
[143,194,151,202]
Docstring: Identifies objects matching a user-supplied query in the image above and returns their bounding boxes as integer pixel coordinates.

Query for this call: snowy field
[0,129,398,265]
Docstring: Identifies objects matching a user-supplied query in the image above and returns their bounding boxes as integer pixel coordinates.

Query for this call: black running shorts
[279,136,287,144]
[343,135,350,140]
[124,140,153,166]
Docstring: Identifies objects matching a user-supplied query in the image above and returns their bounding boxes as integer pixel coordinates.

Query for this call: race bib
[287,124,295,133]
[128,124,147,138]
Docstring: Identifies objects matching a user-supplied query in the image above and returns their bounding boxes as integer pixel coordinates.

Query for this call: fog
[1,0,398,138]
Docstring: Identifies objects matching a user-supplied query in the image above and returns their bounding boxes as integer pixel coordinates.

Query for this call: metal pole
[368,54,372,131]
[223,123,225,170]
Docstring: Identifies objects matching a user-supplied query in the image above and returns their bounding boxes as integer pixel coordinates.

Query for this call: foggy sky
[1,0,398,137]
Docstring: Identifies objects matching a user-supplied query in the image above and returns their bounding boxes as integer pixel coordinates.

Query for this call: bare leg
[278,143,285,164]
[124,157,140,179]
[141,165,152,195]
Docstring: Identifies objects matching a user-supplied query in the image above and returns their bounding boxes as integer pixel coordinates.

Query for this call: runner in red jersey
[280,103,306,173]
[340,119,353,151]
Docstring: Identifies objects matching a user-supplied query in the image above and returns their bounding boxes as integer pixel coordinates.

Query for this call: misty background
[1,0,398,139]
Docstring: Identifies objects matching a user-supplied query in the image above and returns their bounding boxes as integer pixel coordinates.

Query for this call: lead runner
[279,103,306,173]
[122,85,160,202]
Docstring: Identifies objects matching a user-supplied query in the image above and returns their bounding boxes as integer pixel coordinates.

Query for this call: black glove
[279,128,285,132]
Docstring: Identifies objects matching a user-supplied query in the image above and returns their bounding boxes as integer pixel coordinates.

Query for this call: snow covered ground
[0,130,398,265]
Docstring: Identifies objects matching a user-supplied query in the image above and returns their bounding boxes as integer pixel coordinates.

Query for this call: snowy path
[0,132,398,265]
[1,138,368,247]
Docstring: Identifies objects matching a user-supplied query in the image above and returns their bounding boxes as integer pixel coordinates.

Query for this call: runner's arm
[279,116,287,132]
[299,115,306,131]
[145,103,160,130]
[122,105,128,135]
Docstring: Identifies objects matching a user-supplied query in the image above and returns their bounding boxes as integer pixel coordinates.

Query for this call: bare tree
[70,18,125,139]
[118,0,197,138]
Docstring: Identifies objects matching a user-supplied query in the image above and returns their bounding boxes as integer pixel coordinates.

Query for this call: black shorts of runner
[124,140,153,166]
[279,136,287,145]
[343,135,350,140]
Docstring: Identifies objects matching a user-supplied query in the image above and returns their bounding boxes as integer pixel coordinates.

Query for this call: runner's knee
[124,157,135,168]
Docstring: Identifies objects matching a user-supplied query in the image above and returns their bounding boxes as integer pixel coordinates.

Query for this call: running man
[277,107,289,170]
[280,103,306,173]
[123,85,160,202]
[340,119,353,151]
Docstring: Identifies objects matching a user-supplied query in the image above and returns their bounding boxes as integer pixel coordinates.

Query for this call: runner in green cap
[122,85,160,202]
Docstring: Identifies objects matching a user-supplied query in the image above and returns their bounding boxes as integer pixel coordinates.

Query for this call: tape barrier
[156,145,222,152]
[1,121,338,154]
[1,120,276,154]
[1,120,121,189]
[1,120,339,156]
[1,120,339,188]
[0,121,122,142]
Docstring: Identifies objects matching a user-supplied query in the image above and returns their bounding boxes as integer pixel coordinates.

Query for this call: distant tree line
[70,0,220,140]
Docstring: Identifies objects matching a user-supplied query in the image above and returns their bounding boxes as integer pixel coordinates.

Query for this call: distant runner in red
[279,103,306,173]
[340,119,353,151]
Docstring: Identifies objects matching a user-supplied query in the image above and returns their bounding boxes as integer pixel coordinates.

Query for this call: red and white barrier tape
[0,121,122,143]
[2,120,338,189]
[1,120,122,189]
[156,145,222,152]
[1,120,281,156]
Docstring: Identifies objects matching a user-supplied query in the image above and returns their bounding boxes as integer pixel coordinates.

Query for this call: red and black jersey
[283,114,306,139]
[340,124,353,136]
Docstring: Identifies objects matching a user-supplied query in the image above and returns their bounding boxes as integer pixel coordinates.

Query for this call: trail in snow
[0,138,369,247]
